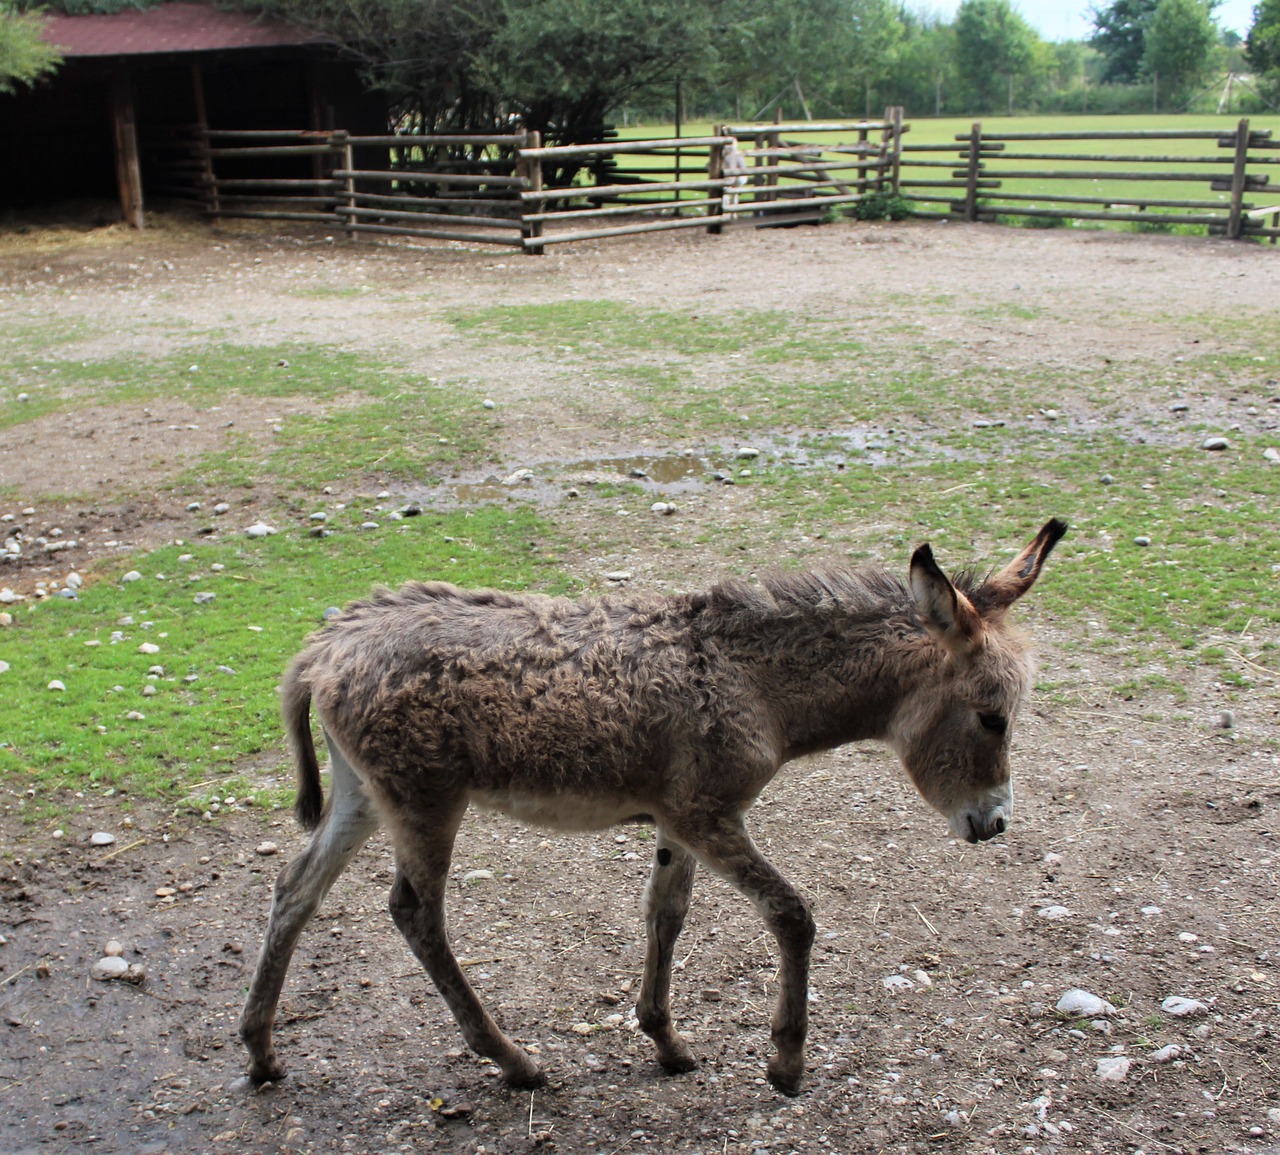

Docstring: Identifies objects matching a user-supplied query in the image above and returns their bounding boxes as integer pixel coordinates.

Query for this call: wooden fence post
[338,132,356,240]
[519,131,544,255]
[887,106,904,197]
[766,109,782,205]
[1227,117,1250,241]
[708,134,725,234]
[964,121,983,222]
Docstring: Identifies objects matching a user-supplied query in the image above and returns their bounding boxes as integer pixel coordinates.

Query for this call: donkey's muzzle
[948,790,1012,844]
[966,812,1007,843]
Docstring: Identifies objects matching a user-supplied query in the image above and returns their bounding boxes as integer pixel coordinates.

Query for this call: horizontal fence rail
[185,115,1276,249]
[899,118,1277,241]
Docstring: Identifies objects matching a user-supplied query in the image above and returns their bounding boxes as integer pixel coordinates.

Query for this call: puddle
[418,452,734,507]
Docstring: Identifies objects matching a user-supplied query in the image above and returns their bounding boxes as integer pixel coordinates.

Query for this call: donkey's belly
[469,788,651,832]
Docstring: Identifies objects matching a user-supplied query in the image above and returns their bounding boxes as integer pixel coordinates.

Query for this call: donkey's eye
[978,712,1008,736]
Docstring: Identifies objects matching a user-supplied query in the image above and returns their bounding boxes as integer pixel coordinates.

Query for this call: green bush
[849,190,914,220]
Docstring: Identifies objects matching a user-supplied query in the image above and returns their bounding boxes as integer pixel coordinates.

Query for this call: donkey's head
[891,519,1067,844]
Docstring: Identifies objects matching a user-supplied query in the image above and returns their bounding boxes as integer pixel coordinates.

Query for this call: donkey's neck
[693,568,939,758]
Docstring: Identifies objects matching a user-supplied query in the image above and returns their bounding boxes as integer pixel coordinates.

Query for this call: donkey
[240,519,1065,1095]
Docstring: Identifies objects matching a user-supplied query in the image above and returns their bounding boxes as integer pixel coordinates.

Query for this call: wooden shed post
[964,121,983,222]
[191,62,218,216]
[519,131,544,255]
[110,67,144,229]
[1227,117,1250,241]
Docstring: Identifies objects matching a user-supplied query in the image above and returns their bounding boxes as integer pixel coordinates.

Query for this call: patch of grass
[1,343,395,431]
[447,300,863,364]
[753,433,1280,659]
[0,506,569,805]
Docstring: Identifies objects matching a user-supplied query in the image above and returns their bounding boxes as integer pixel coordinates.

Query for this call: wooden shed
[0,1,386,226]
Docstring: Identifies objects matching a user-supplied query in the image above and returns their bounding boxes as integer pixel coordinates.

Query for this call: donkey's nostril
[992,816,1007,836]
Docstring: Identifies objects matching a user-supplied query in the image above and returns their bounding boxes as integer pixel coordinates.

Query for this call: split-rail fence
[172,114,1276,249]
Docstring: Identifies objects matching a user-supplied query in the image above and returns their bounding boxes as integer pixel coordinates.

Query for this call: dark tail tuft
[281,660,323,831]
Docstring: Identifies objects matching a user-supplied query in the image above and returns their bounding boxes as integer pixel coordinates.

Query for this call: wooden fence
[900,118,1278,242]
[186,116,1276,248]
[190,117,902,252]
[516,116,901,250]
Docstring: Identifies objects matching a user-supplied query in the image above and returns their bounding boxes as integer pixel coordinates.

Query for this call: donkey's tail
[282,659,324,831]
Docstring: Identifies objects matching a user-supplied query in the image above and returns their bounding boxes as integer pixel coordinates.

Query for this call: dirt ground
[0,212,1277,1155]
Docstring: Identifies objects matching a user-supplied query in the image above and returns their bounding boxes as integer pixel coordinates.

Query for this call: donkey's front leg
[674,818,816,1095]
[636,835,699,1074]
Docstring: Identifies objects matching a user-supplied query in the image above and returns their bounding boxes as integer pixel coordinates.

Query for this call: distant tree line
[3,0,1278,129]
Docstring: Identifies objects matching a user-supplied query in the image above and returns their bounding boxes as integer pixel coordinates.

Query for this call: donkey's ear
[910,543,981,653]
[977,518,1068,613]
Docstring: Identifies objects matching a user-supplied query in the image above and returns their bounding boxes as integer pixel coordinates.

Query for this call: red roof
[41,2,326,57]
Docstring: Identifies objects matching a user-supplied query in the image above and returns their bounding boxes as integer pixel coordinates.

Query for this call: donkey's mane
[699,564,911,634]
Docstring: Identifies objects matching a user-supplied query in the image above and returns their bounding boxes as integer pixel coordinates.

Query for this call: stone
[255,841,279,857]
[735,447,761,460]
[104,940,124,957]
[1095,1056,1130,1082]
[1133,536,1151,547]
[1056,988,1115,1017]
[138,642,160,654]
[462,869,494,884]
[245,522,278,538]
[1150,1044,1182,1062]
[193,592,216,605]
[502,469,534,486]
[1161,995,1208,1017]
[91,956,129,982]
[122,571,143,583]
[1037,904,1071,920]
[90,831,116,846]
[1202,437,1229,451]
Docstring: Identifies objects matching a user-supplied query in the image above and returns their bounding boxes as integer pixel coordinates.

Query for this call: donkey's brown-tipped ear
[910,542,981,653]
[976,518,1068,613]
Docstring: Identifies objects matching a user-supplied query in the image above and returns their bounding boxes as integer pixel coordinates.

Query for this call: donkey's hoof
[245,1060,286,1086]
[501,1059,546,1089]
[766,1057,804,1097]
[657,1049,699,1075]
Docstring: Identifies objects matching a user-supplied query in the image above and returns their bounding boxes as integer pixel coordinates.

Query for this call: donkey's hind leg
[636,834,699,1073]
[240,735,380,1083]
[385,804,544,1088]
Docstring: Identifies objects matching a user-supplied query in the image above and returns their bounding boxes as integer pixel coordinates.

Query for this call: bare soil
[1,213,1277,1155]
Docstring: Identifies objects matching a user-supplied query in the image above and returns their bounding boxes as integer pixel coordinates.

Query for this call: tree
[1,0,60,94]
[476,0,717,145]
[1247,0,1280,104]
[888,10,955,114]
[1143,0,1217,105]
[953,0,1040,112]
[1089,0,1158,82]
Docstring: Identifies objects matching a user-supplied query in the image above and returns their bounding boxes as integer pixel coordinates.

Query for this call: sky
[926,0,1258,42]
